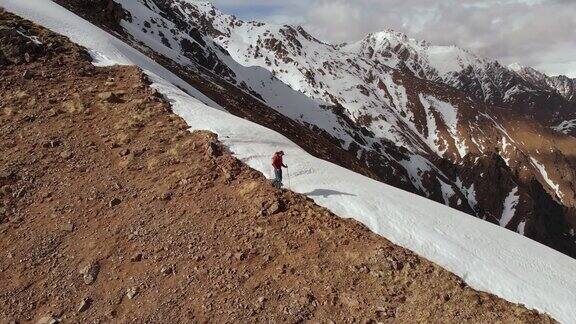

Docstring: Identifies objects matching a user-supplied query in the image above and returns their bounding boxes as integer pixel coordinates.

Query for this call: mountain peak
[508,62,524,72]
[174,0,233,21]
[368,29,409,41]
[361,29,423,47]
[181,0,215,11]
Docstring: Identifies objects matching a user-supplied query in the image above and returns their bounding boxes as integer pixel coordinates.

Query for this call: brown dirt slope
[0,9,555,323]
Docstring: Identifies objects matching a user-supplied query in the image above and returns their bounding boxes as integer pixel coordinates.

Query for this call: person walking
[271,151,288,188]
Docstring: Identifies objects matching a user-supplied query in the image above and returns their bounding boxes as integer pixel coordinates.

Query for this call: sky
[210,0,576,77]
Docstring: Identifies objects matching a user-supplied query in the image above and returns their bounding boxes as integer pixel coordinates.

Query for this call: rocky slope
[0,10,557,322]
[46,0,576,258]
[348,32,576,127]
[509,63,576,134]
[43,0,576,258]
[510,63,576,104]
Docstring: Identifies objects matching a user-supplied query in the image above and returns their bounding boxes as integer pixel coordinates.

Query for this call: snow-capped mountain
[348,32,576,130]
[508,63,576,134]
[510,63,576,102]
[549,75,576,103]
[50,0,576,257]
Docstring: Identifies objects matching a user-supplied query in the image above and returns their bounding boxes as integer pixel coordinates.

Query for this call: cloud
[211,0,576,77]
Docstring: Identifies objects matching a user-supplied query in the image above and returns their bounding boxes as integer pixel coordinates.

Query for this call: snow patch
[455,178,477,210]
[419,94,466,158]
[517,221,526,236]
[398,154,434,194]
[552,119,576,135]
[16,29,42,45]
[530,157,564,202]
[500,187,519,227]
[439,180,455,205]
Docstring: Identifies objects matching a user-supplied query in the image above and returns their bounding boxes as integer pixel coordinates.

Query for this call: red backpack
[272,153,283,169]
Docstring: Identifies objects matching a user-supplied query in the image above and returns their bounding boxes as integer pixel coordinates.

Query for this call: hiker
[272,151,288,188]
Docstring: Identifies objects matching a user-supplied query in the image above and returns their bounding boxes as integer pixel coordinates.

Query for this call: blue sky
[210,0,576,77]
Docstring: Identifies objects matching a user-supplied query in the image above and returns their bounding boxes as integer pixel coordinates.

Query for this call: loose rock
[160,266,174,275]
[62,222,75,232]
[22,69,33,79]
[77,297,92,313]
[130,253,143,262]
[109,197,121,207]
[59,150,73,160]
[119,148,130,157]
[37,315,60,324]
[98,91,121,103]
[79,261,100,285]
[266,201,281,215]
[126,287,139,299]
[160,191,173,201]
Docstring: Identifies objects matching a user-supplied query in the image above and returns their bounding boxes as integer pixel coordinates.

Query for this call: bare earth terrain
[0,10,555,323]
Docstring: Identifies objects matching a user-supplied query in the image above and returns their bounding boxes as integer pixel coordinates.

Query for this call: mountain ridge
[3,11,551,322]
[47,0,576,258]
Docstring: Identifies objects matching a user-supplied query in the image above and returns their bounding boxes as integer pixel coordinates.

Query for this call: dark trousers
[273,168,283,188]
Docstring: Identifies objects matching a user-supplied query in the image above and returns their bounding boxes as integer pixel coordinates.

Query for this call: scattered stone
[119,148,130,157]
[130,253,143,262]
[206,142,221,156]
[51,139,61,148]
[388,257,403,271]
[98,91,121,103]
[13,187,26,198]
[37,315,60,324]
[0,170,13,181]
[150,88,162,98]
[108,198,121,207]
[160,266,173,275]
[79,261,100,285]
[159,191,173,201]
[59,150,73,160]
[132,147,146,156]
[9,215,23,224]
[77,297,92,313]
[62,222,75,232]
[126,286,139,300]
[22,69,33,79]
[234,252,246,261]
[43,138,61,148]
[22,114,36,122]
[266,201,281,215]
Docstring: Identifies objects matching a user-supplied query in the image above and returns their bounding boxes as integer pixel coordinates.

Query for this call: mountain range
[53,0,576,257]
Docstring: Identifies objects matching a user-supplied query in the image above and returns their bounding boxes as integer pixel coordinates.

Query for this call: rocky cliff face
[51,0,576,257]
[510,64,576,103]
[52,0,129,32]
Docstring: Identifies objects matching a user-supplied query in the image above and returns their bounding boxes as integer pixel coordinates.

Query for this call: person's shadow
[304,189,356,198]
